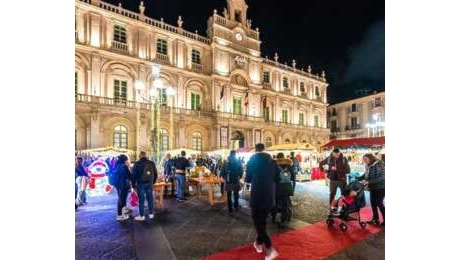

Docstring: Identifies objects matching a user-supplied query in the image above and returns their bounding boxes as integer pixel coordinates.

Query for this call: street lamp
[134,64,174,164]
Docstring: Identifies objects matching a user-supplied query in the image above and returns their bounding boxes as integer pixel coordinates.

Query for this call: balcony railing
[155,53,170,64]
[111,41,128,52]
[76,94,329,131]
[262,58,327,82]
[345,125,362,131]
[262,82,272,90]
[191,63,203,73]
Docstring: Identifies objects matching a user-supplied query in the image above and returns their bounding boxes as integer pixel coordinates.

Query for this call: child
[330,189,358,216]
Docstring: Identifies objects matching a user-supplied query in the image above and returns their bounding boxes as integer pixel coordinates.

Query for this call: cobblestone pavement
[75,181,383,260]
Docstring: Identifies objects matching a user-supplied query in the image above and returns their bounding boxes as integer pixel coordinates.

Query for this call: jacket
[113,163,132,191]
[75,164,88,177]
[291,158,301,176]
[319,153,350,181]
[246,152,280,211]
[221,157,244,185]
[132,157,158,186]
[163,159,175,176]
[357,160,385,190]
[174,156,190,174]
[275,158,295,198]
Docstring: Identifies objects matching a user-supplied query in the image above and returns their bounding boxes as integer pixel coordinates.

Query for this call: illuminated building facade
[75,0,330,156]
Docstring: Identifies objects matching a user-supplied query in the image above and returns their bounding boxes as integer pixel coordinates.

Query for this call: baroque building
[75,0,330,156]
[327,91,385,140]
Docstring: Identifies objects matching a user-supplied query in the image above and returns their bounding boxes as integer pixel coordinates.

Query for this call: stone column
[90,112,101,148]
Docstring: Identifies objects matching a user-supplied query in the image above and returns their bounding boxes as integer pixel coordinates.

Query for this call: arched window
[265,137,272,148]
[159,128,169,151]
[113,125,128,148]
[284,138,291,144]
[192,132,202,151]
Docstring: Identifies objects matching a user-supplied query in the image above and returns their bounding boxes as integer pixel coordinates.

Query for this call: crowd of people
[75,145,385,260]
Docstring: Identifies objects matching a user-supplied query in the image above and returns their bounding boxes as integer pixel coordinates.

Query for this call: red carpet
[203,208,382,260]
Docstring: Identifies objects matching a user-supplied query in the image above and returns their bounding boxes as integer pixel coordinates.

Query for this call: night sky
[103,0,385,104]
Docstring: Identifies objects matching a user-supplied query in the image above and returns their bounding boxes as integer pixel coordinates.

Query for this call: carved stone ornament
[139,1,145,15]
[177,16,183,28]
[234,55,247,67]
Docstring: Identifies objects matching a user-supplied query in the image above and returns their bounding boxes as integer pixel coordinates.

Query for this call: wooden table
[153,182,172,209]
[189,177,226,206]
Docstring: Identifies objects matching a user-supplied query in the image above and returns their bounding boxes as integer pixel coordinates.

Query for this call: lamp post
[135,64,174,164]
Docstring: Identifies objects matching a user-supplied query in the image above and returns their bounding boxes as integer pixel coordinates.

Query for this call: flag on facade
[244,92,249,108]
[262,95,267,108]
[219,86,224,102]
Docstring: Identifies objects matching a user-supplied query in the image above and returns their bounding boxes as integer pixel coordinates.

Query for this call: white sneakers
[148,214,155,219]
[135,216,145,221]
[265,248,279,260]
[116,214,129,221]
[253,242,263,253]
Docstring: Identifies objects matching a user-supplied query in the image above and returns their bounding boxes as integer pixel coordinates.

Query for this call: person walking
[174,150,190,202]
[319,148,351,205]
[163,153,175,197]
[221,150,244,214]
[290,151,300,194]
[132,151,158,221]
[357,153,385,226]
[246,143,280,260]
[112,154,132,221]
[75,157,89,206]
[272,152,294,228]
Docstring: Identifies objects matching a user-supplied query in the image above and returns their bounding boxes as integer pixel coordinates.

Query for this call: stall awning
[266,143,317,151]
[321,137,385,150]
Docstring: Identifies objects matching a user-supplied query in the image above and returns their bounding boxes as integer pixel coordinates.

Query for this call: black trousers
[252,209,272,249]
[370,189,385,221]
[291,180,296,194]
[227,190,240,212]
[271,197,289,222]
[329,180,347,205]
[117,188,128,216]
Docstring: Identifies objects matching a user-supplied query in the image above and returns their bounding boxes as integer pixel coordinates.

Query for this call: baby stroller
[326,181,367,232]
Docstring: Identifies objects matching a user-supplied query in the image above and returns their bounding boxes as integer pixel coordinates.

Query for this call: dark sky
[104,0,385,104]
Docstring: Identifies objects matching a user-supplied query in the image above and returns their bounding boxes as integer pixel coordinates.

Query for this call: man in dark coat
[246,143,280,259]
[290,151,300,193]
[132,151,158,221]
[221,150,244,214]
[319,148,351,204]
[112,154,132,221]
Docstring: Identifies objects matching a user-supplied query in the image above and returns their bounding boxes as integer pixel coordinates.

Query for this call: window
[375,97,382,107]
[315,86,320,96]
[233,97,242,115]
[265,137,272,148]
[284,139,291,144]
[299,113,304,125]
[113,125,128,148]
[156,39,168,55]
[263,71,270,83]
[331,120,337,130]
[192,49,201,64]
[332,108,337,116]
[113,25,127,43]
[159,129,168,151]
[114,79,127,104]
[263,107,270,121]
[351,103,357,112]
[191,93,201,110]
[235,10,242,23]
[158,88,167,104]
[283,77,289,88]
[300,82,305,92]
[192,132,202,151]
[351,117,358,128]
[75,72,78,93]
[282,110,288,123]
[314,115,319,127]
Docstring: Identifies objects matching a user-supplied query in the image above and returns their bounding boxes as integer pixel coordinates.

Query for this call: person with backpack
[132,151,158,221]
[319,148,351,205]
[110,154,132,221]
[246,143,280,260]
[272,152,295,228]
[290,151,300,194]
[221,150,244,215]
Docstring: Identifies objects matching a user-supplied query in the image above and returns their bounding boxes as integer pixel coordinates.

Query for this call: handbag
[129,191,139,207]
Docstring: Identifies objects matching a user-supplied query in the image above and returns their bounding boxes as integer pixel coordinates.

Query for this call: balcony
[262,82,272,90]
[282,88,291,94]
[111,41,128,53]
[345,125,362,131]
[191,63,203,73]
[155,53,170,65]
[330,127,341,133]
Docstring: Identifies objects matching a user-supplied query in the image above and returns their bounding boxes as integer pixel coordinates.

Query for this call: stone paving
[75,181,384,260]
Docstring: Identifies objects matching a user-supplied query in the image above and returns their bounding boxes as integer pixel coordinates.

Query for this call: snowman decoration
[86,159,113,196]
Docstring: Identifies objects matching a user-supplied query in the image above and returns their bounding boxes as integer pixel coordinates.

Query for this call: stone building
[75,0,330,156]
[327,91,385,140]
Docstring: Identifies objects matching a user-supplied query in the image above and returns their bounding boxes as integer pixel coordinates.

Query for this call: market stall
[321,137,385,182]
